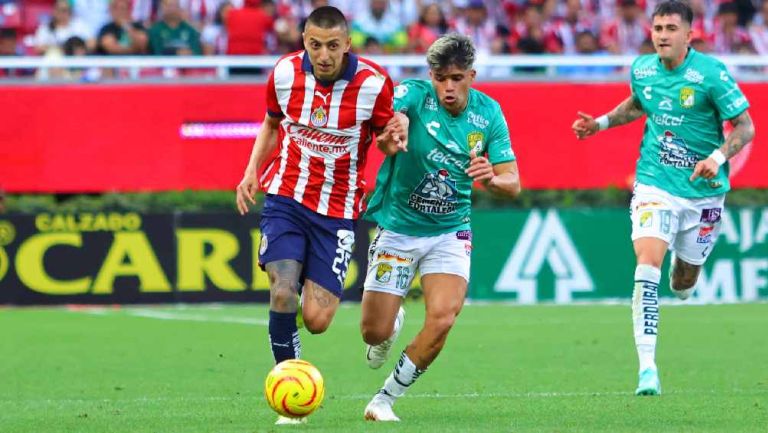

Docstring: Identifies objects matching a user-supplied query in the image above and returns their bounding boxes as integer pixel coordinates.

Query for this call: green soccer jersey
[630,48,749,198]
[365,79,516,236]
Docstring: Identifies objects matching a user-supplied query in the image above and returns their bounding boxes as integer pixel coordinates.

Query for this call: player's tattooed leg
[671,257,700,290]
[266,260,302,313]
[301,280,340,334]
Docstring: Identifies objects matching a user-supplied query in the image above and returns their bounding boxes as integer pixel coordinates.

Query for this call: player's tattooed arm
[692,110,755,182]
[720,110,755,159]
[606,95,645,127]
[572,96,643,139]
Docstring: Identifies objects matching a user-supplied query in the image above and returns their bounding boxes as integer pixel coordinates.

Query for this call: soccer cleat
[364,395,400,422]
[275,415,307,425]
[366,307,405,369]
[635,368,661,396]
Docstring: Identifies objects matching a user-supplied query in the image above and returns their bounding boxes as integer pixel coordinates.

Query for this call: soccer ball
[264,359,325,418]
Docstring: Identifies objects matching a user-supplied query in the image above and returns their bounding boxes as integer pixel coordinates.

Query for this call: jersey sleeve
[370,74,395,129]
[487,108,516,165]
[393,79,423,113]
[265,71,283,118]
[708,62,750,120]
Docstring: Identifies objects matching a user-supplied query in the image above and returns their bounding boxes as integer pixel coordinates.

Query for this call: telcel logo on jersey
[652,113,685,126]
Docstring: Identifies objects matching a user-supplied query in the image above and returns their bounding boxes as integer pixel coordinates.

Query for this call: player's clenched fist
[378,113,409,155]
[465,150,494,181]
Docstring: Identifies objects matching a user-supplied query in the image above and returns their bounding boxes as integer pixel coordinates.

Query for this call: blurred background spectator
[33,0,92,55]
[712,1,753,54]
[96,0,148,55]
[351,0,408,53]
[0,0,765,78]
[201,1,232,55]
[749,0,768,55]
[148,0,202,55]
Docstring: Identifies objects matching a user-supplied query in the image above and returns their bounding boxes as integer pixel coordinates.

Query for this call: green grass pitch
[1,303,767,432]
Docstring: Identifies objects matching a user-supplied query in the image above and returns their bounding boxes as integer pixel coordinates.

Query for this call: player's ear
[344,35,351,53]
[469,69,477,82]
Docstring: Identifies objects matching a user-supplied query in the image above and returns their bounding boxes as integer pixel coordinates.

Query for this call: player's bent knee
[304,316,332,334]
[270,288,298,311]
[426,314,457,338]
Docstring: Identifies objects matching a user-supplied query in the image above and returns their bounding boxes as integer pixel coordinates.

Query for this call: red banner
[1,82,765,192]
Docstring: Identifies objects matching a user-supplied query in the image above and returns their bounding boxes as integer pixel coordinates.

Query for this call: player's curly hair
[426,34,476,71]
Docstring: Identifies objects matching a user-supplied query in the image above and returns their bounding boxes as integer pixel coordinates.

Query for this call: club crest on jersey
[467,132,484,153]
[639,211,653,228]
[311,106,328,127]
[680,87,695,109]
[375,263,393,283]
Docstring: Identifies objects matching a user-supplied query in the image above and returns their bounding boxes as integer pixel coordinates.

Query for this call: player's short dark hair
[426,34,476,71]
[305,6,348,33]
[652,0,694,26]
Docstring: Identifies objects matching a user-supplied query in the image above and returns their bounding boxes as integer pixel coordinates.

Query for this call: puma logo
[314,90,330,105]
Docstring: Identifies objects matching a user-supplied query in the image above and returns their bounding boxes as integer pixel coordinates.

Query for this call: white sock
[632,264,661,373]
[378,352,425,403]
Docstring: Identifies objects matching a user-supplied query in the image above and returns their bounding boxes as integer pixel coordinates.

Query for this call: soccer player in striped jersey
[572,0,755,396]
[235,6,403,424]
[359,34,521,421]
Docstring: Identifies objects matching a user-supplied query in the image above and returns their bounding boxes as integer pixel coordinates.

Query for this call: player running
[572,0,755,396]
[234,6,403,424]
[360,34,521,421]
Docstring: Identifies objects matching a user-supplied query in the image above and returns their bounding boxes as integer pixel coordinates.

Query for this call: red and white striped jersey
[259,51,394,220]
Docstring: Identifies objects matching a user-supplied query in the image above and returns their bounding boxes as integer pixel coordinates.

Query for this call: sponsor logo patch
[697,225,714,244]
[700,208,722,223]
[456,230,472,241]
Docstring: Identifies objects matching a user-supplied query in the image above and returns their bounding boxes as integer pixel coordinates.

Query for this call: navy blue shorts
[258,194,355,298]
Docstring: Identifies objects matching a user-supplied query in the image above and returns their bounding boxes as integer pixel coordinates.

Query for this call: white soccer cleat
[671,286,695,300]
[275,415,307,425]
[364,395,400,422]
[366,307,405,369]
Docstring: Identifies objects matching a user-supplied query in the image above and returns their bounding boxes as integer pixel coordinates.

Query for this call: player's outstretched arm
[236,114,281,215]
[376,112,409,155]
[466,150,521,198]
[690,110,755,182]
[572,96,644,139]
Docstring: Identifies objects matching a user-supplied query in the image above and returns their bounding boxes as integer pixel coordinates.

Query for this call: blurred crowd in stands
[0,0,766,77]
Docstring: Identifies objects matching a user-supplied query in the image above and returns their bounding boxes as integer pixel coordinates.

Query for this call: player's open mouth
[444,96,456,103]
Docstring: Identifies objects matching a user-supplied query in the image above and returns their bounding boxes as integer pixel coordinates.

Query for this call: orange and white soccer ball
[264,359,325,418]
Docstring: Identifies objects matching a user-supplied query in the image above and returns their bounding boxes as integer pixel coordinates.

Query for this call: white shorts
[630,183,725,265]
[363,227,472,297]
